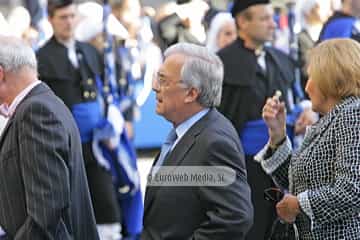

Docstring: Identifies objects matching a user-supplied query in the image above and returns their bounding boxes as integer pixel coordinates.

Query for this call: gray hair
[0,36,37,72]
[206,12,235,52]
[164,43,224,107]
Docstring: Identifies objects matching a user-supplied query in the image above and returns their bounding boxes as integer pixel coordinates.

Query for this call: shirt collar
[0,80,41,118]
[175,108,210,143]
[56,37,76,50]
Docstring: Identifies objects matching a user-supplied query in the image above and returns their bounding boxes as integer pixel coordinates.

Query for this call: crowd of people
[0,0,359,239]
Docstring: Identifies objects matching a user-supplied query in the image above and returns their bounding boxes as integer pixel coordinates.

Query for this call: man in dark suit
[141,43,253,240]
[0,36,99,239]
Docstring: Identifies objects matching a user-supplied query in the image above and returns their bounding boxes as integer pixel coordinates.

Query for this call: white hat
[75,14,129,42]
[206,12,235,52]
[76,1,129,42]
[75,17,103,42]
[77,1,103,20]
[295,0,331,28]
[7,6,31,37]
[107,14,129,39]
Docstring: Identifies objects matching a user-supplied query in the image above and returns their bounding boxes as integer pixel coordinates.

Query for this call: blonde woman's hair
[307,38,360,99]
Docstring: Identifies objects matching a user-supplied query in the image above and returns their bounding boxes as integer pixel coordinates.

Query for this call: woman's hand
[276,194,301,223]
[262,95,287,145]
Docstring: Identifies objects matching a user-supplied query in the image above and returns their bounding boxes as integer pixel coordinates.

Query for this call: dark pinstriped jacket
[0,83,99,239]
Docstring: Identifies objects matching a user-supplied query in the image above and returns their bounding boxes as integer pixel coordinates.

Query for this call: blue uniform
[319,11,360,42]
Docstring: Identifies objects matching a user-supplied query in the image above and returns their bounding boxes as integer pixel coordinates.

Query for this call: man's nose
[152,76,160,92]
[269,18,277,29]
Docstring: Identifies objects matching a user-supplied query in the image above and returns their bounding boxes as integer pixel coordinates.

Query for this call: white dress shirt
[58,39,78,68]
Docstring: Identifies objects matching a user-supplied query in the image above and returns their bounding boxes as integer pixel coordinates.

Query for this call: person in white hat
[206,12,237,53]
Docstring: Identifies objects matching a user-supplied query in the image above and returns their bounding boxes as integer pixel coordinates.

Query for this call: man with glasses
[142,43,253,240]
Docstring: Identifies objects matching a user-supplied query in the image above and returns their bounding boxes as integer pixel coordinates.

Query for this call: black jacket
[142,109,253,240]
[37,37,102,109]
[217,38,297,132]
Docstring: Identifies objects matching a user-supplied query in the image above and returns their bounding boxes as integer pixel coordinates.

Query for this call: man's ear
[48,16,54,26]
[184,87,199,103]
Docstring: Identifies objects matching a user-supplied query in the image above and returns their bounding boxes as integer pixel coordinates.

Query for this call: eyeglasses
[153,75,188,90]
[264,187,284,203]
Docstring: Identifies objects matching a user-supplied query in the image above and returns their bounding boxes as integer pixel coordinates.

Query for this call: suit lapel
[164,109,216,167]
[163,132,196,167]
[144,185,155,215]
[143,153,159,214]
[143,131,198,217]
[143,109,217,218]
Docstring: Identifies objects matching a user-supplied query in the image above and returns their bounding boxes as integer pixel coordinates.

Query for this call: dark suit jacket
[142,109,253,240]
[37,36,102,109]
[0,83,99,239]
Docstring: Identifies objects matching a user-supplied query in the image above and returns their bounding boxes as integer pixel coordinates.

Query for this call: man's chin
[155,107,162,115]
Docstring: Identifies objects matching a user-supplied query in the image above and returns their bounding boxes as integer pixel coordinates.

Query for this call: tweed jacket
[256,96,360,240]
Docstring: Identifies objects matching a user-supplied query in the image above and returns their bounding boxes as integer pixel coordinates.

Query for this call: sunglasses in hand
[264,187,284,203]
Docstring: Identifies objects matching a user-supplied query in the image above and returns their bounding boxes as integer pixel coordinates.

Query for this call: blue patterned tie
[153,129,177,174]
